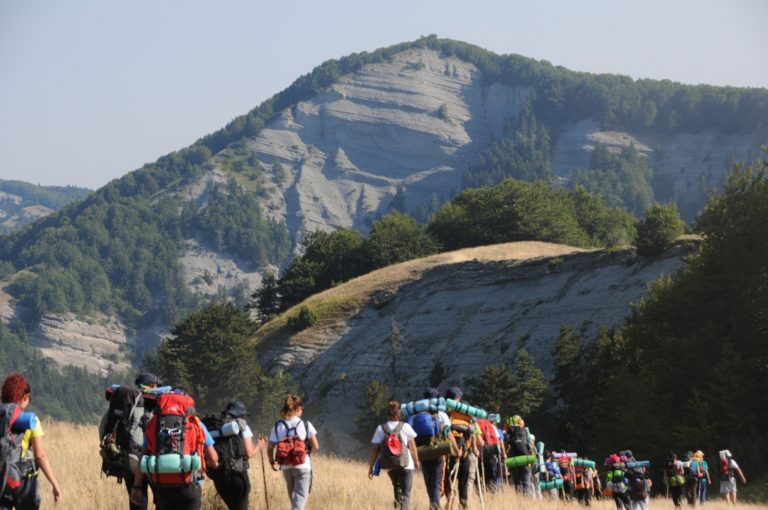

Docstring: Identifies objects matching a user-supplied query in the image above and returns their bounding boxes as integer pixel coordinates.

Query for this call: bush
[634,203,685,256]
[287,306,318,332]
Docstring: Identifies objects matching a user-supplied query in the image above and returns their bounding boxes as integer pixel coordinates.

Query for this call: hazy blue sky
[1,0,766,189]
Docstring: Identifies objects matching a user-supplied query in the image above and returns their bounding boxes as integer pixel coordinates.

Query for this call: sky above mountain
[1,0,765,189]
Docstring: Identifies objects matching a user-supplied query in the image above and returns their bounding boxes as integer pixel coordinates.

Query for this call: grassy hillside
[40,421,765,509]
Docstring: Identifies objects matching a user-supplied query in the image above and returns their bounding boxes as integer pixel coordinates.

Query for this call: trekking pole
[447,453,462,510]
[475,454,487,510]
[259,439,270,510]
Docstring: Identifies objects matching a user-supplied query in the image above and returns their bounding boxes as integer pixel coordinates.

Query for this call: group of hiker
[0,371,751,510]
[98,373,319,510]
[366,386,750,510]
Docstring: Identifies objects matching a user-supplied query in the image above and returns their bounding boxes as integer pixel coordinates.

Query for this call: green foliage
[354,380,390,447]
[287,306,318,332]
[428,178,635,251]
[634,202,685,256]
[364,212,439,269]
[509,349,547,416]
[151,302,260,415]
[545,156,768,477]
[0,322,111,423]
[465,350,546,417]
[428,359,446,388]
[181,181,290,269]
[251,273,280,326]
[463,105,552,188]
[571,143,655,216]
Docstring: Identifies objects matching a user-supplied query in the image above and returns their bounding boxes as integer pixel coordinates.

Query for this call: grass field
[36,422,764,509]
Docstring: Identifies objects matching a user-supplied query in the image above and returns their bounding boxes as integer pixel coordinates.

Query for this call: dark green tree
[509,349,546,417]
[354,380,390,447]
[152,302,260,414]
[634,202,685,256]
[465,364,515,415]
[364,212,439,269]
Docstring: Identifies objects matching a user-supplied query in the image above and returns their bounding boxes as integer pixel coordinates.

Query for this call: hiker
[681,450,697,506]
[663,451,685,508]
[691,450,711,505]
[556,450,575,501]
[718,450,746,505]
[574,457,593,506]
[205,400,266,510]
[0,373,62,509]
[99,372,163,510]
[407,387,453,510]
[476,414,502,493]
[506,415,534,497]
[268,394,319,510]
[543,450,562,499]
[131,388,219,510]
[368,400,420,510]
[444,386,481,509]
[605,453,630,510]
[627,466,651,510]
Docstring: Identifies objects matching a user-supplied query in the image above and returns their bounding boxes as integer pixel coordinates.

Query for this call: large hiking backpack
[628,471,648,501]
[142,392,203,487]
[508,426,529,457]
[477,418,500,457]
[558,456,573,481]
[664,457,684,487]
[719,457,732,480]
[0,403,24,495]
[100,385,144,482]
[274,420,308,466]
[378,422,408,470]
[201,414,247,475]
[411,412,440,447]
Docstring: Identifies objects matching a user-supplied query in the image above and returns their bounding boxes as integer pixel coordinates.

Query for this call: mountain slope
[0,37,763,372]
[253,239,699,453]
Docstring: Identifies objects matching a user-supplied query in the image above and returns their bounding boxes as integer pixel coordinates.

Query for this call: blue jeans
[698,479,708,504]
[282,468,312,510]
[387,468,414,510]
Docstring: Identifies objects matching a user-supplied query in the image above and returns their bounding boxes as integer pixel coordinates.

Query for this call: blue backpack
[410,412,440,447]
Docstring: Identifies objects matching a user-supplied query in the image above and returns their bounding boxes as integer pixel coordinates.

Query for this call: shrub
[634,203,685,256]
[287,306,318,331]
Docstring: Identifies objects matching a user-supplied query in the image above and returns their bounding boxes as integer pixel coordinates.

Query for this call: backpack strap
[393,422,404,437]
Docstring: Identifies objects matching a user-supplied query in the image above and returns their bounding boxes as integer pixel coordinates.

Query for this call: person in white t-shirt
[268,394,319,510]
[718,450,746,505]
[368,401,420,510]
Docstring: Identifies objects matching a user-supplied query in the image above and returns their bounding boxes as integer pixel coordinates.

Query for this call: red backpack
[274,420,308,466]
[143,392,205,486]
[476,419,498,447]
[0,403,24,493]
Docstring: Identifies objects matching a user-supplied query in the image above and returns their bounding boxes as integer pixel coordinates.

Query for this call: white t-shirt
[269,416,317,470]
[371,421,418,470]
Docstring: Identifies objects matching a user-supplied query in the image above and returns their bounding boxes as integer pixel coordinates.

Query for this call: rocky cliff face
[255,240,698,454]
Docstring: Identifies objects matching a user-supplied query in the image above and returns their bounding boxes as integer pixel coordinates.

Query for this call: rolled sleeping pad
[537,441,545,456]
[573,458,596,469]
[145,386,173,395]
[10,412,37,433]
[553,451,578,459]
[417,440,458,462]
[444,399,487,419]
[626,460,651,469]
[506,455,536,468]
[537,441,546,474]
[540,478,564,490]
[209,419,241,439]
[140,454,201,474]
[401,398,446,419]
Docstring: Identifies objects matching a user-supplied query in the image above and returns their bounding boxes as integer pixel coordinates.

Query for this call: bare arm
[243,435,266,459]
[31,436,62,503]
[204,444,219,470]
[308,434,319,455]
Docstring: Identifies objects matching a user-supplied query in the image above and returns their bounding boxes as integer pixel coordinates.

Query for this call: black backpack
[100,385,143,482]
[378,422,408,470]
[629,471,648,501]
[202,414,248,475]
[508,426,529,456]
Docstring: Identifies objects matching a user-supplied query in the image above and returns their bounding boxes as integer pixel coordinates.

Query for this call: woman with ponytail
[267,394,319,510]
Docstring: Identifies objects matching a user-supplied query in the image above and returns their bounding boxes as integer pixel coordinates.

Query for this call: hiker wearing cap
[718,450,746,505]
[407,387,453,510]
[368,401,420,510]
[205,400,266,510]
[268,394,319,510]
[0,373,62,510]
[444,386,481,509]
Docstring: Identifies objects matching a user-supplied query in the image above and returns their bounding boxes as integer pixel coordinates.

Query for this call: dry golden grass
[39,421,765,509]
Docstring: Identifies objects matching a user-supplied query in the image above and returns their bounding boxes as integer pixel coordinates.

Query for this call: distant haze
[0,0,765,189]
